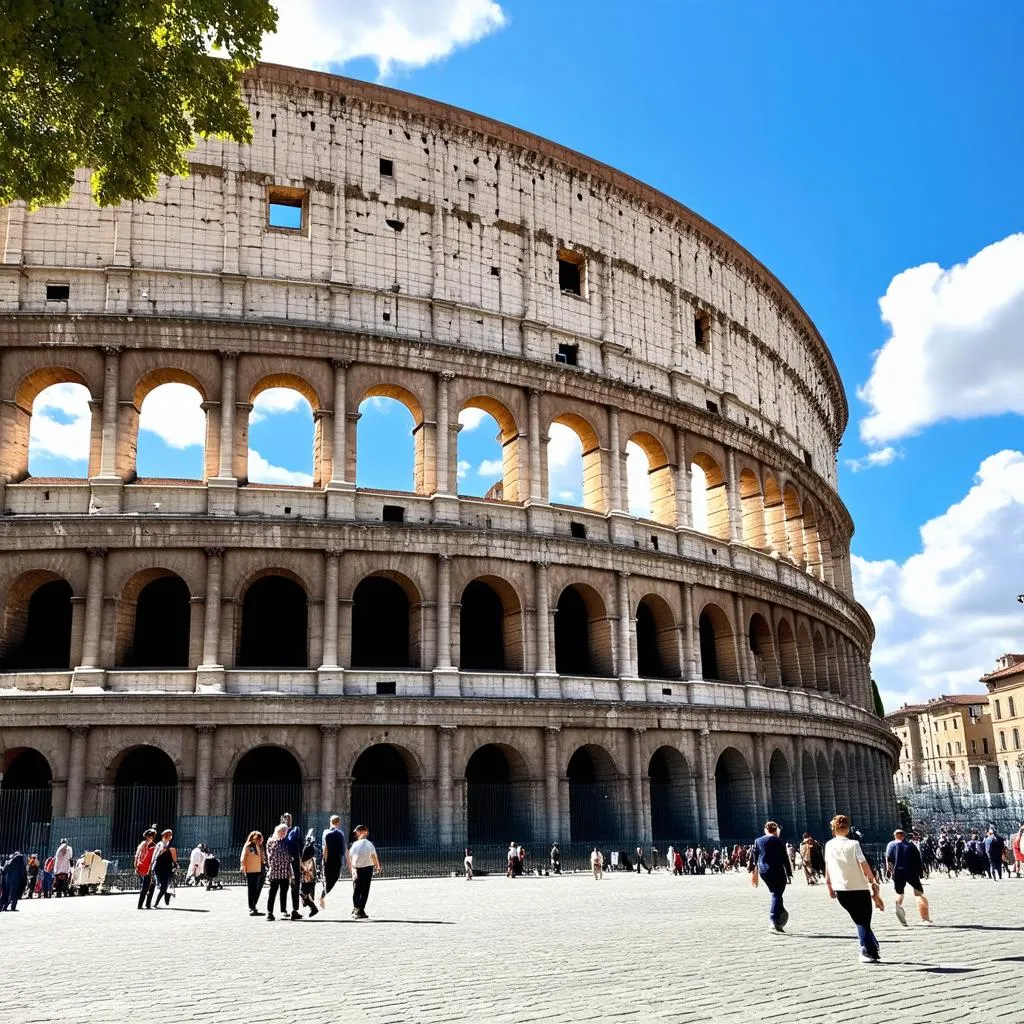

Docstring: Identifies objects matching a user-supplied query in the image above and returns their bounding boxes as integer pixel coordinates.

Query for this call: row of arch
[0,563,865,699]
[4,355,847,588]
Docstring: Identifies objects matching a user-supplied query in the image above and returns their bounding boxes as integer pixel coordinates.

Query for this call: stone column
[435,371,454,496]
[320,550,341,668]
[630,728,645,841]
[93,346,122,481]
[200,548,224,667]
[753,733,769,825]
[319,726,339,813]
[78,549,107,670]
[435,555,454,670]
[65,726,90,818]
[608,407,624,513]
[697,727,713,840]
[616,571,636,679]
[544,726,560,842]
[527,388,543,503]
[194,725,215,817]
[217,352,237,479]
[725,449,742,543]
[535,562,553,674]
[733,593,750,683]
[792,736,807,832]
[674,427,691,530]
[437,725,455,847]
[330,360,349,485]
[683,582,699,679]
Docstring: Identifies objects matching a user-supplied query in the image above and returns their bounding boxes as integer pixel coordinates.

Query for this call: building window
[555,343,578,366]
[1010,696,1017,717]
[999,732,1006,751]
[953,719,958,730]
[943,720,948,731]
[46,283,70,302]
[694,315,709,350]
[946,743,952,756]
[956,742,962,754]
[803,449,813,469]
[995,699,1002,719]
[1014,728,1021,750]
[267,186,308,232]
[379,157,394,177]
[983,737,989,754]
[971,739,977,754]
[557,250,586,296]
[935,745,940,756]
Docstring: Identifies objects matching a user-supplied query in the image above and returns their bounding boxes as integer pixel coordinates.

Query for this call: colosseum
[0,63,897,866]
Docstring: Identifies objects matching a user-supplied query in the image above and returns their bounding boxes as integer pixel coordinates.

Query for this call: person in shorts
[885,828,933,927]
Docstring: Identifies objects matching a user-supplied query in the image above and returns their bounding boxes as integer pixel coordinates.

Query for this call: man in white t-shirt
[349,825,382,920]
[824,813,882,964]
[188,843,206,884]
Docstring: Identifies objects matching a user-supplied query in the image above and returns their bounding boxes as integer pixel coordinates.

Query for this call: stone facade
[0,64,896,851]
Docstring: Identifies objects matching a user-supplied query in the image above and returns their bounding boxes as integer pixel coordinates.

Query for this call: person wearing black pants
[240,831,266,917]
[751,821,793,933]
[348,825,382,920]
[281,813,303,921]
[320,815,348,909]
[265,824,292,921]
[824,814,882,964]
[151,829,177,908]
[134,828,157,910]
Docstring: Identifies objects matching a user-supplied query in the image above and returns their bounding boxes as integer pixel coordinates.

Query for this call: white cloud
[263,0,507,77]
[457,459,471,480]
[139,383,205,449]
[547,422,584,505]
[625,440,650,517]
[845,446,902,473]
[477,458,502,477]
[248,449,314,487]
[250,388,309,425]
[458,408,487,431]
[852,449,1024,713]
[29,383,91,463]
[859,233,1024,445]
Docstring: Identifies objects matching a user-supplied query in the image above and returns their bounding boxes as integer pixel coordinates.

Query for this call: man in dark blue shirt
[984,828,1006,880]
[281,812,304,920]
[751,821,793,933]
[885,829,932,927]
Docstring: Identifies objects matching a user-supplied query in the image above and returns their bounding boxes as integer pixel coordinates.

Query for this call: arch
[832,750,851,821]
[776,618,801,686]
[231,745,303,845]
[554,583,614,677]
[248,383,317,488]
[134,375,207,481]
[117,570,191,668]
[816,751,836,822]
[782,484,805,565]
[812,630,829,691]
[648,746,696,841]
[351,743,417,847]
[738,468,766,549]
[635,594,679,679]
[567,744,619,843]
[112,745,179,854]
[249,373,321,412]
[0,571,73,670]
[763,474,787,554]
[768,749,795,836]
[690,451,729,540]
[803,499,823,578]
[697,603,738,682]
[801,750,821,834]
[27,380,93,479]
[459,396,522,503]
[714,747,755,842]
[358,383,425,494]
[747,612,780,686]
[826,634,842,696]
[626,431,676,525]
[0,748,53,854]
[796,622,816,689]
[459,576,524,673]
[549,412,605,512]
[351,572,422,669]
[465,743,532,845]
[237,574,308,668]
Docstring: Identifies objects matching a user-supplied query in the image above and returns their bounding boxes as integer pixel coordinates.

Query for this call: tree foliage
[0,1,278,208]
[871,678,885,718]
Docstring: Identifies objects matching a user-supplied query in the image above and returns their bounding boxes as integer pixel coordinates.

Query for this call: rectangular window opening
[267,186,307,232]
[705,400,719,416]
[46,283,70,302]
[650,535,659,551]
[379,157,394,177]
[555,343,578,367]
[694,315,708,349]
[569,521,587,540]
[803,449,813,469]
[382,504,405,523]
[661,687,673,696]
[376,680,397,695]
[558,249,585,296]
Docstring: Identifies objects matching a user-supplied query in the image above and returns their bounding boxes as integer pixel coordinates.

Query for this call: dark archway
[0,748,53,854]
[648,747,695,841]
[465,744,529,845]
[350,744,413,847]
[636,599,677,679]
[768,750,795,836]
[2,578,73,670]
[714,748,755,843]
[748,613,778,686]
[351,576,412,669]
[127,575,190,667]
[112,746,179,854]
[698,605,737,681]
[567,745,618,843]
[555,586,590,675]
[238,576,308,668]
[460,580,505,671]
[802,751,822,835]
[232,746,303,845]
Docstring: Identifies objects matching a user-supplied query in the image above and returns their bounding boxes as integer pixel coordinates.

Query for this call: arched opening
[247,383,317,487]
[768,750,794,836]
[636,595,679,679]
[783,484,805,564]
[832,752,851,820]
[690,452,729,540]
[237,575,308,668]
[816,752,835,822]
[567,745,619,843]
[121,573,191,668]
[357,386,422,493]
[548,413,604,511]
[803,500,823,578]
[625,433,675,524]
[714,747,755,842]
[232,746,302,846]
[27,380,92,478]
[459,577,523,672]
[748,613,780,686]
[812,631,829,691]
[555,584,613,677]
[0,748,53,854]
[649,747,696,841]
[112,746,178,854]
[350,744,414,847]
[796,623,816,689]
[777,619,801,686]
[802,750,821,834]
[738,469,766,549]
[0,573,72,670]
[763,475,787,554]
[351,574,420,669]
[136,380,206,480]
[457,398,521,502]
[698,604,737,682]
[465,744,530,846]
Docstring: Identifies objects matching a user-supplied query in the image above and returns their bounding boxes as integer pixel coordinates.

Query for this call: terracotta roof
[982,656,1024,684]
[885,694,988,722]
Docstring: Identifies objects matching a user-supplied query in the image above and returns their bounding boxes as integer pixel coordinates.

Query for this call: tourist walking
[53,838,73,897]
[281,812,303,920]
[885,829,933,927]
[984,828,1006,880]
[187,842,207,885]
[634,845,651,874]
[320,814,347,909]
[824,814,882,964]
[590,847,604,880]
[750,822,792,933]
[265,823,292,921]
[1,852,28,911]
[240,831,265,916]
[40,855,54,898]
[349,825,382,920]
[464,848,473,880]
[134,828,158,910]
[1012,825,1024,878]
[550,843,561,875]
[299,830,319,917]
[152,829,177,907]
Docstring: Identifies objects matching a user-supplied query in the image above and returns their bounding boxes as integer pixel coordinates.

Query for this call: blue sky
[29,1,1024,707]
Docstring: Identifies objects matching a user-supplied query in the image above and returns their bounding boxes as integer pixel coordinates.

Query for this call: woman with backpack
[134,828,158,909]
[151,829,177,907]
[298,829,320,918]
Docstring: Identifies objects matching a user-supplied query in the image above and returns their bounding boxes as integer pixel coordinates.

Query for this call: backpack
[137,843,155,876]
[300,856,316,883]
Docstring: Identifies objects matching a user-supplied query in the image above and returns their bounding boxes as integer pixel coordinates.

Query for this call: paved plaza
[3,870,1022,1023]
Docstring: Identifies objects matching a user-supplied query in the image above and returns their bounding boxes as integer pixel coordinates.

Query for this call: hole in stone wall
[558,249,585,296]
[379,157,394,176]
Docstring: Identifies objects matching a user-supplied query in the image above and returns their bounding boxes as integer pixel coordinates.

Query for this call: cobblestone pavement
[3,870,1022,1023]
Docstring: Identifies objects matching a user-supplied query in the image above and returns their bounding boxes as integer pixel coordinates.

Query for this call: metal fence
[895,786,1024,836]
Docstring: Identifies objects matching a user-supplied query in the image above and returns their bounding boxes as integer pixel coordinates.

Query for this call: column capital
[331,358,352,370]
[438,553,452,563]
[536,560,551,570]
[529,387,543,398]
[101,345,123,357]
[439,370,456,382]
[437,724,457,736]
[196,724,216,736]
[219,350,239,361]
[324,548,343,560]
[69,724,90,739]
[618,570,631,579]
[205,547,225,558]
[320,724,340,737]
[85,547,107,559]
[545,725,561,737]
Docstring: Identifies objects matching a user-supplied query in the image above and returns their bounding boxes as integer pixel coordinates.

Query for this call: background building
[982,654,1024,794]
